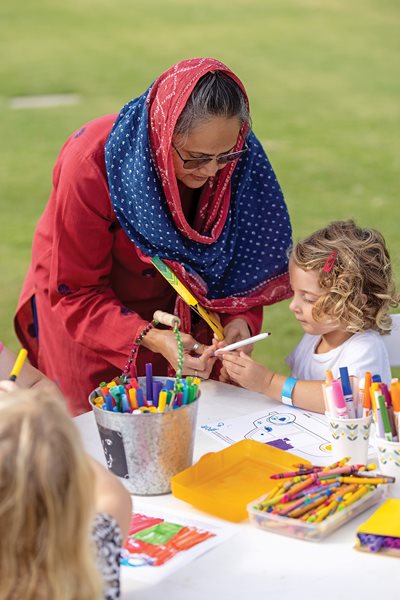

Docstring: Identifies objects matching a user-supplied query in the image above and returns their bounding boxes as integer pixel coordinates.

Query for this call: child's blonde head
[291,219,399,334]
[0,387,103,600]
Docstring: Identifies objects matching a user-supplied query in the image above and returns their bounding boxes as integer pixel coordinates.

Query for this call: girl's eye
[303,297,317,304]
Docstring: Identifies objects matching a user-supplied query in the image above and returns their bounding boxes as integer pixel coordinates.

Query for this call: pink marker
[331,379,349,418]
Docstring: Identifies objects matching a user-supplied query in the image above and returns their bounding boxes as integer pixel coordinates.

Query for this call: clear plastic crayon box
[247,486,385,542]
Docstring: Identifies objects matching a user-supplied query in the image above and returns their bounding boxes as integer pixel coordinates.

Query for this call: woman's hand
[221,351,274,394]
[214,318,252,383]
[142,328,217,379]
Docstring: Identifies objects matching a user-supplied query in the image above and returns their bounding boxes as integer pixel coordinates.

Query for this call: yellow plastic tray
[171,440,310,522]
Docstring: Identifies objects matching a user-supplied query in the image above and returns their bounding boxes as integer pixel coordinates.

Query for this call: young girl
[221,220,399,414]
[0,386,132,600]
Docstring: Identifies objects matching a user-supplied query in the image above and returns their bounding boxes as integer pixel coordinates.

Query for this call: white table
[76,380,398,600]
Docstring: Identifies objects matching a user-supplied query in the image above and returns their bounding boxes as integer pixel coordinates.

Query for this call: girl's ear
[359,293,368,305]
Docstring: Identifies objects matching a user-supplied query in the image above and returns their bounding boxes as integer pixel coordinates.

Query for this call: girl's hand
[221,351,274,394]
[143,328,217,379]
[0,380,18,396]
[214,318,251,383]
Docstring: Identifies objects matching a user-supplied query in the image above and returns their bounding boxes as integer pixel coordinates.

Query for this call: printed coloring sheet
[200,406,337,465]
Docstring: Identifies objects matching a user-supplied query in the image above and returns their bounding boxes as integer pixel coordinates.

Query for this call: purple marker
[145,362,153,405]
[152,381,162,408]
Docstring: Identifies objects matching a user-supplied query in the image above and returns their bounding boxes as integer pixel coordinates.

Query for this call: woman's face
[172,116,242,189]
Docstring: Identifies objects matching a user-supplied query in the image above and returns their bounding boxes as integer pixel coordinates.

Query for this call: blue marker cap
[165,379,175,391]
[136,388,145,408]
[182,386,189,405]
[104,393,114,412]
[121,394,131,413]
[372,374,382,383]
[339,366,352,396]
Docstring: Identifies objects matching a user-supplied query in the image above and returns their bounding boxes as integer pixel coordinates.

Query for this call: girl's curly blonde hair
[291,220,399,334]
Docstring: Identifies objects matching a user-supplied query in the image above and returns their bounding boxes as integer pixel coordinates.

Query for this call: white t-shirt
[286,330,392,385]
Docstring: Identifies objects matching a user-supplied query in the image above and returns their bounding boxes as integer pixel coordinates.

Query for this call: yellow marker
[128,388,138,410]
[158,391,168,412]
[9,348,28,381]
[138,406,157,413]
[107,381,117,388]
[151,256,224,340]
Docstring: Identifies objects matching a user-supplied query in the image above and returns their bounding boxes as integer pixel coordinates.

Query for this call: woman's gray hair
[174,71,251,137]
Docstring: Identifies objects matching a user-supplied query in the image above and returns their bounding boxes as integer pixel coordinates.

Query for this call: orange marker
[363,371,372,417]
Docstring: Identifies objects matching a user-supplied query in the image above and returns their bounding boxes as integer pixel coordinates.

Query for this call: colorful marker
[339,366,355,418]
[8,348,28,382]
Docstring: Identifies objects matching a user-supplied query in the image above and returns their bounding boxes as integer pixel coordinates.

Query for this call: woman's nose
[197,158,220,177]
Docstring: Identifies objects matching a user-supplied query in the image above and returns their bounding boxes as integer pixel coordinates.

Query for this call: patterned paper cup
[326,412,372,465]
[375,437,400,482]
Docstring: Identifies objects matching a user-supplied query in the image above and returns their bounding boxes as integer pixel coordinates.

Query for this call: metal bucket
[89,377,198,495]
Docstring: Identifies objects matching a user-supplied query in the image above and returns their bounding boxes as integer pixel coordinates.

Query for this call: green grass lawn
[0,0,399,377]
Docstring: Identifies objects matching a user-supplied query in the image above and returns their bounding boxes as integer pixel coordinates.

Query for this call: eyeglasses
[172,141,248,170]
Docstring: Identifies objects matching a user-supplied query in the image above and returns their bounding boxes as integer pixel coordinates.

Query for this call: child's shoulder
[340,329,388,358]
[345,329,383,345]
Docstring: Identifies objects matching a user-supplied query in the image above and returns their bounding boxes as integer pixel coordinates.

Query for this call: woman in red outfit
[15,58,292,415]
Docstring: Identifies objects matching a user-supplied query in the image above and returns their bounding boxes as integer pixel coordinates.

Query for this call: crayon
[322,457,351,470]
[287,495,329,518]
[270,468,319,479]
[338,476,391,485]
[312,499,339,523]
[338,485,371,509]
[316,465,364,478]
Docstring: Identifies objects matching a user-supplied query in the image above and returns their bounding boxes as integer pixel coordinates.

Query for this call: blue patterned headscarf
[105,58,292,314]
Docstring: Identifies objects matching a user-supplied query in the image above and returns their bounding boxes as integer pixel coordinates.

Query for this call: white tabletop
[75,380,398,600]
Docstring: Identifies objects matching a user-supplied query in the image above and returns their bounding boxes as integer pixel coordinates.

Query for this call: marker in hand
[9,348,28,382]
[214,332,271,354]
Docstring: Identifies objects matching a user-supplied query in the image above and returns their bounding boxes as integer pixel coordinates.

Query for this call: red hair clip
[322,250,337,273]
